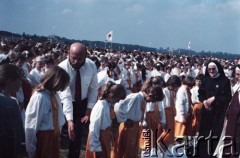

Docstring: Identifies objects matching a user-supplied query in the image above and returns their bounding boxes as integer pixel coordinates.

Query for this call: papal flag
[188,41,191,49]
[106,31,113,41]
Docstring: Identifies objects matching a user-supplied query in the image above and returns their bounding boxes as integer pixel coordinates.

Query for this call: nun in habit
[197,61,232,157]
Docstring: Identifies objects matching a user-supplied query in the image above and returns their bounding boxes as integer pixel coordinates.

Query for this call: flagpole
[188,41,191,57]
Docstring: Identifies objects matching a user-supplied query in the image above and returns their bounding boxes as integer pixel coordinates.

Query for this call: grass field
[21,120,143,158]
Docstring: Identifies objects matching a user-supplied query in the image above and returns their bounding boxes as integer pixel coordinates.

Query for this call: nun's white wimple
[208,62,218,73]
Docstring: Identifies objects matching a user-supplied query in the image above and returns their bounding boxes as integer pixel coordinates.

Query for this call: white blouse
[89,100,112,152]
[114,91,145,123]
[191,86,199,104]
[144,101,166,125]
[175,86,190,123]
[25,90,65,158]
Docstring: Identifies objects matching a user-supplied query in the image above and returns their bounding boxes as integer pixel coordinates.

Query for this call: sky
[0,0,240,54]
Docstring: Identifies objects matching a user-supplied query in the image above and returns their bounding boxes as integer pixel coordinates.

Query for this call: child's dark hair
[182,76,195,88]
[151,76,166,88]
[0,64,23,90]
[179,75,186,83]
[166,75,181,88]
[195,74,204,81]
[100,81,126,100]
[154,63,161,71]
[141,77,165,102]
[44,55,54,65]
[35,66,70,93]
[231,64,240,78]
[141,76,165,91]
[146,85,165,102]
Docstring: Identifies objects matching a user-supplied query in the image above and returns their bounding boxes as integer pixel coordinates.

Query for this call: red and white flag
[106,31,113,41]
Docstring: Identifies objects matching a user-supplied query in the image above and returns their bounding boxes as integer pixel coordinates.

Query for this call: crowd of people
[0,37,240,158]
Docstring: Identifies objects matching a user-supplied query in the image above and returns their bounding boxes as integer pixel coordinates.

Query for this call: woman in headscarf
[198,60,232,157]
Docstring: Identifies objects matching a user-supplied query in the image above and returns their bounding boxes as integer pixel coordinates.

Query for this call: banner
[106,31,113,41]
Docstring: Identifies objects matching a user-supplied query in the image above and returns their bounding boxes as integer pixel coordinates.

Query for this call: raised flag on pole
[106,31,113,41]
[188,41,191,49]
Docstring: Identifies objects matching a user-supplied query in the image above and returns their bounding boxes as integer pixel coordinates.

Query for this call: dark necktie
[75,69,81,102]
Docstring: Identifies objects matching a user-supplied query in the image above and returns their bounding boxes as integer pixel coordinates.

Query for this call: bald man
[58,42,98,158]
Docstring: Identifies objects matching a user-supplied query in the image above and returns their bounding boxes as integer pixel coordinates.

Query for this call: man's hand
[81,108,92,123]
[67,120,75,141]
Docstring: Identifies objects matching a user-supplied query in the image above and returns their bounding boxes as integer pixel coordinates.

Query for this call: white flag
[106,31,113,41]
[188,41,191,49]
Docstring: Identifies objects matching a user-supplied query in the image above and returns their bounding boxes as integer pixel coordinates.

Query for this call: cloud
[62,8,72,14]
[137,20,144,25]
[67,0,98,4]
[79,0,97,3]
[216,0,240,14]
[125,4,145,15]
[185,2,208,15]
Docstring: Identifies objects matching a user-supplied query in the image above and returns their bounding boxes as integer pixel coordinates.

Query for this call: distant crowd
[1,37,240,158]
